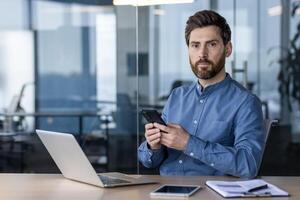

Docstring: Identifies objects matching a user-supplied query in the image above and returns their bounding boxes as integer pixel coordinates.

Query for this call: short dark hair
[185,10,231,46]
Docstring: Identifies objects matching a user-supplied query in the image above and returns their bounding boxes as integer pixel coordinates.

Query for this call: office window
[0,0,298,175]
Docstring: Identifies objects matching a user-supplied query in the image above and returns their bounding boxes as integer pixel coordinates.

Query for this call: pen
[227,191,272,197]
[247,184,268,192]
[243,192,272,197]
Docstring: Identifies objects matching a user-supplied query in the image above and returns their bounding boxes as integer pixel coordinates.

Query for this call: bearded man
[138,10,264,178]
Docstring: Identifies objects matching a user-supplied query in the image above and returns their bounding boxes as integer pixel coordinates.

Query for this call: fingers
[145,129,161,149]
[147,132,161,143]
[153,123,181,133]
[159,131,173,147]
[145,125,160,142]
[149,137,160,145]
[148,137,161,149]
[145,123,154,130]
[145,128,160,137]
[145,122,183,148]
[160,132,188,150]
[153,123,169,132]
[145,122,189,150]
[160,135,169,147]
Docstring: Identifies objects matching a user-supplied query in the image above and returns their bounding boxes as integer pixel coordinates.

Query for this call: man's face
[188,26,232,80]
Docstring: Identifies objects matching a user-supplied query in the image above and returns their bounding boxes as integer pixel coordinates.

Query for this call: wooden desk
[1,174,299,200]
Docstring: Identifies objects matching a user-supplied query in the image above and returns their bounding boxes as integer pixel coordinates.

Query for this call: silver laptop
[36,129,157,188]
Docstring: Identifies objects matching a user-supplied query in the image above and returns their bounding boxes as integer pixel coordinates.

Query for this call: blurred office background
[0,0,299,175]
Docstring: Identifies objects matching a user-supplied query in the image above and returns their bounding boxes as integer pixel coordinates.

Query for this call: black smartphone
[141,109,166,126]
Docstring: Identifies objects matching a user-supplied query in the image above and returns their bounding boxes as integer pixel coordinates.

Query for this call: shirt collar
[196,73,232,95]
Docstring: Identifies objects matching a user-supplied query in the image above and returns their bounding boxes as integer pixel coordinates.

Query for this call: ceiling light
[296,7,300,15]
[113,0,194,6]
[268,5,282,17]
[153,8,166,15]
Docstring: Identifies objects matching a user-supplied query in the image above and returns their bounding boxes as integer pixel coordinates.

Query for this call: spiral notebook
[206,179,289,198]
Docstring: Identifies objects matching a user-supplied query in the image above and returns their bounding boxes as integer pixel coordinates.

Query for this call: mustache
[195,59,213,66]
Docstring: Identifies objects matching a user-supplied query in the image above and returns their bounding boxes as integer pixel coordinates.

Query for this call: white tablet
[150,184,201,197]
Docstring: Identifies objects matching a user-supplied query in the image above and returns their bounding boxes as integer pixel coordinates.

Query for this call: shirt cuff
[140,141,164,162]
[146,142,163,156]
[184,135,207,159]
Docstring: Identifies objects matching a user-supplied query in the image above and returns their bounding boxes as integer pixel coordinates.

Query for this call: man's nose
[198,46,208,59]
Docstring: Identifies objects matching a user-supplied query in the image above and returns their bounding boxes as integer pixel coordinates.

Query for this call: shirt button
[179,160,183,164]
[190,152,194,156]
[210,163,214,167]
[193,120,197,124]
[148,159,151,162]
[200,99,204,104]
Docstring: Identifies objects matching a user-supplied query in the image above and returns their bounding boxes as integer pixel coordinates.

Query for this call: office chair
[263,119,278,143]
[257,119,278,176]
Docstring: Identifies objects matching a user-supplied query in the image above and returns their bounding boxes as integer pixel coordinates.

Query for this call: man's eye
[209,42,217,47]
[191,44,199,48]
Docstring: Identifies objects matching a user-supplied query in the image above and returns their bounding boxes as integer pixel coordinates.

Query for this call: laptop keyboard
[99,175,131,185]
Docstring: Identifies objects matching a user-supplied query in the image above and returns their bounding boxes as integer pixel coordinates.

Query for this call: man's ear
[225,42,232,57]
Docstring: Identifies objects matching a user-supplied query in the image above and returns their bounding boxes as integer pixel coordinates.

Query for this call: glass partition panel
[137,1,210,174]
[32,1,139,173]
[258,0,281,120]
[218,0,281,119]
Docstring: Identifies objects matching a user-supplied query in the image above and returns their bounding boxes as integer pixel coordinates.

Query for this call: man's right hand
[145,123,161,150]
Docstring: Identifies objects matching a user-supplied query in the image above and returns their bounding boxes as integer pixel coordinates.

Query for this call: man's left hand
[153,123,190,151]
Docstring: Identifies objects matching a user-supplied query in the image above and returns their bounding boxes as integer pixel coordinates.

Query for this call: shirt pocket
[204,120,233,143]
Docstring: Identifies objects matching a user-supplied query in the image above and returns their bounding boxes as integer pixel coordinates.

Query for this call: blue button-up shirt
[138,74,264,178]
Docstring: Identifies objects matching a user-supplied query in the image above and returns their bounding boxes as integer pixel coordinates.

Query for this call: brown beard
[190,51,226,80]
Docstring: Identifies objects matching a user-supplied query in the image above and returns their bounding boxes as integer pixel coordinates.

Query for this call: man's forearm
[183,135,263,178]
